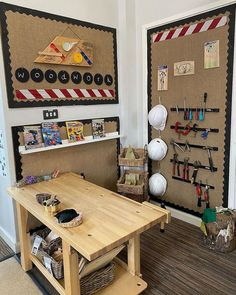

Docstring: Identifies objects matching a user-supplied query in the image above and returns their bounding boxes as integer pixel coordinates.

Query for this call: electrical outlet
[43,109,58,120]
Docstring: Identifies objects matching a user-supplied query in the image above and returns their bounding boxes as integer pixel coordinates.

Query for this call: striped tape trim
[153,16,228,43]
[16,89,115,100]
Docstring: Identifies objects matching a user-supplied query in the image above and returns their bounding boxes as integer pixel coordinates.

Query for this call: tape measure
[73,52,83,63]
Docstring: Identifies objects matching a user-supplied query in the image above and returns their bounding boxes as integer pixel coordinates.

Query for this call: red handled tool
[182,124,191,136]
[174,122,191,136]
[182,157,189,180]
[172,153,180,176]
[196,182,202,207]
[50,43,65,60]
[195,108,199,120]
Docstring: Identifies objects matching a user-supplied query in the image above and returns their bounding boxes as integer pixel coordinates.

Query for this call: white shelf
[19,132,121,155]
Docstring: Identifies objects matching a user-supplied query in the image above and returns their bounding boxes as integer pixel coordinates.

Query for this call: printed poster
[157,65,168,91]
[174,61,195,76]
[204,40,220,69]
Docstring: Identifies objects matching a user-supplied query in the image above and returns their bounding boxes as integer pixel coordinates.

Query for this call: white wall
[1,0,236,250]
[0,0,120,251]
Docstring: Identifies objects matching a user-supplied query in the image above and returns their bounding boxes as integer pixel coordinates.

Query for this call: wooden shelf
[30,254,65,295]
[96,262,147,295]
[19,132,121,155]
[30,255,147,295]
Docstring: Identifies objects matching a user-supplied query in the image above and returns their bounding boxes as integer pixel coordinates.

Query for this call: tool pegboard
[0,3,118,108]
[147,5,235,216]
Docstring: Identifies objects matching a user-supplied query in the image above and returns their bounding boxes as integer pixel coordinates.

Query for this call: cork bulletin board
[12,117,120,191]
[147,5,235,216]
[0,2,118,108]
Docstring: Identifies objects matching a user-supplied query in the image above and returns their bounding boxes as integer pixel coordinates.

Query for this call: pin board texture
[0,3,118,108]
[147,5,235,216]
[12,117,120,191]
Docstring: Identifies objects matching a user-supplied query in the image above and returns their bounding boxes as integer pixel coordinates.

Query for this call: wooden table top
[8,172,169,261]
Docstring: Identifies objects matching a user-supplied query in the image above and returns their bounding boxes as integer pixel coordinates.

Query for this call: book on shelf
[23,126,43,150]
[92,119,105,139]
[66,121,84,142]
[41,122,62,147]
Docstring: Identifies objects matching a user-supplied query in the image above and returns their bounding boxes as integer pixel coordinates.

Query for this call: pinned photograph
[157,65,168,91]
[204,40,220,69]
[174,61,195,76]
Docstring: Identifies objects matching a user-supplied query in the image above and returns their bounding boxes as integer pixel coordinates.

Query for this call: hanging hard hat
[148,138,168,161]
[149,173,167,196]
[148,104,168,131]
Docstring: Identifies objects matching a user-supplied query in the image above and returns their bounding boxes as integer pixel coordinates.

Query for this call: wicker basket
[117,170,148,195]
[58,212,83,228]
[118,147,147,167]
[36,193,51,204]
[37,249,64,280]
[80,262,116,295]
[31,227,64,279]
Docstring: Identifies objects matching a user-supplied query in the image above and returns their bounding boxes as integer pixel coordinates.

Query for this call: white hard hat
[148,104,168,131]
[148,138,168,161]
[149,173,167,196]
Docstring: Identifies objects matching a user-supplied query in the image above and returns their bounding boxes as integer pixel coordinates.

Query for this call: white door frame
[141,0,236,214]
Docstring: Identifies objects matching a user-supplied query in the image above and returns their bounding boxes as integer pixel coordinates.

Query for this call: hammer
[203,146,214,172]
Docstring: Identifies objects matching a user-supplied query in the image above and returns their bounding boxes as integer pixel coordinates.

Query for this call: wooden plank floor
[140,217,236,295]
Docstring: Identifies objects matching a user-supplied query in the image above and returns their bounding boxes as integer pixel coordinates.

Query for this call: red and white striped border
[16,88,115,100]
[153,16,227,43]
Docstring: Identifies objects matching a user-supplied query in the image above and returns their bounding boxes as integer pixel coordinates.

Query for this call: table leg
[127,235,141,276]
[160,221,165,233]
[16,203,32,271]
[62,240,80,295]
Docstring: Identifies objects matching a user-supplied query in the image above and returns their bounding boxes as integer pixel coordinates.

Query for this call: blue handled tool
[189,109,193,121]
[199,102,204,121]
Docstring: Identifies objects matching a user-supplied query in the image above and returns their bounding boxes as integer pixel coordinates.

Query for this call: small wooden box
[118,148,147,167]
[117,170,148,195]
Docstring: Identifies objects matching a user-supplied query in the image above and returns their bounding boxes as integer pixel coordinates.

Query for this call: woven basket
[37,249,64,280]
[80,262,116,295]
[31,227,64,279]
[117,170,148,195]
[58,213,83,228]
[118,147,147,167]
[36,193,51,205]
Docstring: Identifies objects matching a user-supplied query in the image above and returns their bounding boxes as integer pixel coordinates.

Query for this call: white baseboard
[0,226,20,253]
[151,200,201,227]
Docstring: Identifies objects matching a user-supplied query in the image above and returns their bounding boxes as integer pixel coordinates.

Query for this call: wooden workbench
[8,172,170,295]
